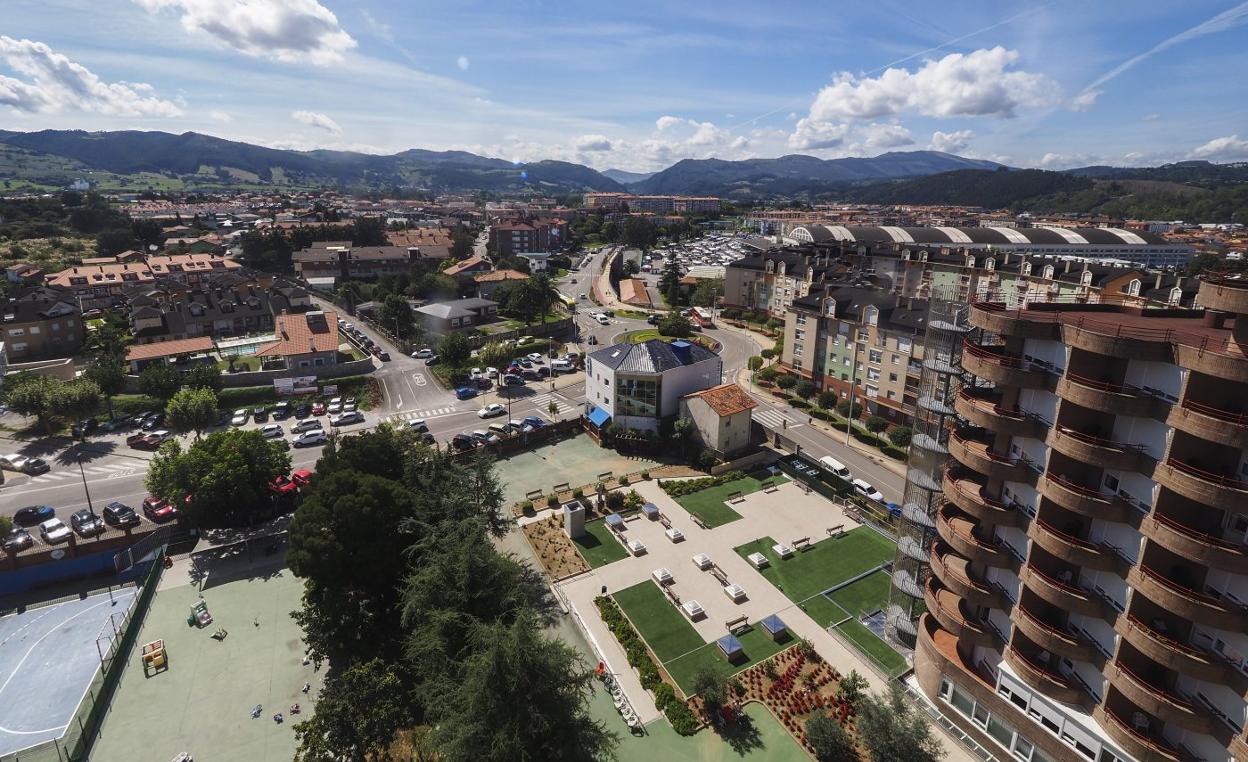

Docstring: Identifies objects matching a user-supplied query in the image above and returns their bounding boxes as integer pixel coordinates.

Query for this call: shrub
[757,366,778,382]
[775,374,797,390]
[641,471,650,480]
[618,474,629,486]
[665,699,700,736]
[653,682,677,710]
[835,400,859,418]
[882,445,909,461]
[817,390,838,410]
[789,398,811,410]
[572,487,584,498]
[794,379,816,399]
[546,494,559,508]
[695,449,719,473]
[605,491,625,511]
[760,348,776,360]
[865,415,889,433]
[520,500,533,512]
[810,408,833,421]
[624,490,643,510]
[887,426,913,448]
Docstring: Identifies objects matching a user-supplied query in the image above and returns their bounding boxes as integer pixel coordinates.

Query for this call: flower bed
[736,645,858,756]
[657,470,745,497]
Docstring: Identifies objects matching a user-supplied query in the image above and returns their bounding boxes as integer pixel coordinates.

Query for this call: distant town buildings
[583,192,722,215]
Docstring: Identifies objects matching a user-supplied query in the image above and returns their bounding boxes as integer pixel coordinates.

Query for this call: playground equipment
[141,639,168,677]
[187,600,212,628]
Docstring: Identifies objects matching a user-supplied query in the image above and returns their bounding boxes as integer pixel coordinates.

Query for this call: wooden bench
[792,537,811,551]
[553,482,571,495]
[762,479,779,494]
[690,514,709,530]
[727,490,745,504]
[525,489,545,502]
[711,567,728,585]
[826,524,846,538]
[724,615,749,634]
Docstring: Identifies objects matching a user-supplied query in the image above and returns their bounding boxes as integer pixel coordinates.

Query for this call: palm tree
[530,272,559,325]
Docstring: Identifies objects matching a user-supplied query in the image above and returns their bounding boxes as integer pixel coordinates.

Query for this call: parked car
[141,413,166,431]
[0,453,28,471]
[70,509,105,537]
[137,430,173,450]
[14,505,55,526]
[486,367,499,379]
[596,314,611,325]
[291,469,313,488]
[291,419,324,434]
[252,407,269,423]
[142,496,177,522]
[312,400,326,416]
[521,368,540,381]
[451,433,476,451]
[102,502,141,528]
[424,354,439,365]
[231,409,250,426]
[475,376,492,390]
[294,403,311,419]
[646,314,659,325]
[343,401,358,413]
[2,527,33,552]
[526,353,544,363]
[327,397,343,414]
[126,433,152,448]
[470,430,492,443]
[851,478,885,503]
[454,386,478,400]
[478,403,506,419]
[40,518,72,544]
[292,430,328,448]
[502,374,525,386]
[71,418,99,438]
[259,424,284,439]
[412,348,434,359]
[406,419,428,433]
[100,414,133,432]
[272,402,291,420]
[377,350,391,362]
[522,416,546,429]
[270,475,298,496]
[215,409,232,427]
[330,411,364,427]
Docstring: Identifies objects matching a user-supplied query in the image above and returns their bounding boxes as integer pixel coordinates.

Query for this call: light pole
[845,333,860,447]
[77,448,96,518]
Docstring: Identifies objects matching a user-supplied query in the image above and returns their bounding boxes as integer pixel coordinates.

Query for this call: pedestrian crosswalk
[525,393,566,414]
[754,407,802,430]
[27,462,142,485]
[383,406,458,425]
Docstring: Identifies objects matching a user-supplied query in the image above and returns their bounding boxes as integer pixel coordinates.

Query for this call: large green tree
[379,293,415,338]
[293,658,419,762]
[139,362,182,401]
[86,312,131,357]
[529,272,559,325]
[2,374,98,433]
[145,429,291,528]
[437,331,471,369]
[183,363,223,392]
[427,609,616,762]
[165,387,218,438]
[84,354,127,418]
[806,715,857,762]
[692,278,724,308]
[856,685,943,762]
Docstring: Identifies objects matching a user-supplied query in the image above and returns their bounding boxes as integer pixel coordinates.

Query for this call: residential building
[255,310,340,370]
[444,255,494,282]
[618,278,652,307]
[488,218,568,255]
[583,193,722,215]
[4,263,43,284]
[124,336,215,373]
[46,254,242,308]
[584,339,722,434]
[474,269,529,300]
[127,281,312,345]
[291,242,420,280]
[781,286,927,424]
[0,287,83,361]
[908,276,1248,762]
[414,297,498,334]
[679,383,757,457]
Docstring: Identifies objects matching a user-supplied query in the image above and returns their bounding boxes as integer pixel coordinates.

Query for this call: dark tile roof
[589,338,719,374]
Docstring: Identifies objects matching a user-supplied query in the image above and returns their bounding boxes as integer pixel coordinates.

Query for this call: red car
[142,496,177,522]
[291,469,313,488]
[270,475,298,496]
[312,401,326,416]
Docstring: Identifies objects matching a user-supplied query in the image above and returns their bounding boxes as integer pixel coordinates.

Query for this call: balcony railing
[1098,706,1185,761]
[1054,425,1150,456]
[1150,512,1246,554]
[1166,458,1248,491]
[1178,398,1248,426]
[1137,565,1239,610]
[1125,615,1216,664]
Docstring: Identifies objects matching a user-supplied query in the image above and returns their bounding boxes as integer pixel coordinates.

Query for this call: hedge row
[595,596,699,735]
[657,470,745,498]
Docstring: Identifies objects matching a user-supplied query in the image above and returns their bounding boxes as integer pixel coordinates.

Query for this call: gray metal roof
[589,338,719,374]
[792,224,1170,247]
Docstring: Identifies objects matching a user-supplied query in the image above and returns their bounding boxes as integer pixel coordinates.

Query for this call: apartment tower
[911,277,1248,762]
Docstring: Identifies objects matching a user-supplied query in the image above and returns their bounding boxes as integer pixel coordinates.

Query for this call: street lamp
[77,447,96,519]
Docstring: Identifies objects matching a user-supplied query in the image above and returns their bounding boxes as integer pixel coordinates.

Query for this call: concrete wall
[658,359,722,418]
[5,356,77,381]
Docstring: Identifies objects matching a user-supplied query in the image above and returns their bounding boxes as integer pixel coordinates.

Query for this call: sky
[2,0,1248,173]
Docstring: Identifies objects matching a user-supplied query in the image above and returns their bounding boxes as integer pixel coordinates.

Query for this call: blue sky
[2,0,1247,171]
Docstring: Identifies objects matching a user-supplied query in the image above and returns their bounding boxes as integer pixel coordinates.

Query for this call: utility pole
[845,332,860,447]
[77,450,96,518]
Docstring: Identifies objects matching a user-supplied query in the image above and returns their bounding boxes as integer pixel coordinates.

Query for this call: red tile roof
[444,255,491,276]
[475,269,529,283]
[684,383,757,417]
[618,278,651,306]
[255,311,340,357]
[125,336,215,362]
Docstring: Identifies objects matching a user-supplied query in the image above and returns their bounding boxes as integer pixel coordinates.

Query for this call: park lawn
[828,570,893,619]
[613,581,704,662]
[674,472,789,529]
[732,527,895,603]
[663,624,789,696]
[835,619,908,675]
[573,519,629,568]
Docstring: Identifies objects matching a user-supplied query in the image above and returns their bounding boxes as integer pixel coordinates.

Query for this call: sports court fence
[0,551,166,762]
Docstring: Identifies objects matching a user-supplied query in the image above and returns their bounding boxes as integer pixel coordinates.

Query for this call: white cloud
[1141,113,1160,122]
[929,129,974,154]
[0,36,182,116]
[789,119,849,150]
[1189,135,1248,162]
[655,115,685,131]
[456,55,470,71]
[574,134,613,152]
[799,47,1060,124]
[1069,89,1101,111]
[292,110,342,134]
[860,122,913,149]
[208,109,232,122]
[1038,152,1099,170]
[133,0,357,66]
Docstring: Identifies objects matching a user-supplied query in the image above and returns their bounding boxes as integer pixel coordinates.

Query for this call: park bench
[762,479,778,493]
[727,490,745,504]
[724,615,749,634]
[792,537,811,551]
[826,524,846,538]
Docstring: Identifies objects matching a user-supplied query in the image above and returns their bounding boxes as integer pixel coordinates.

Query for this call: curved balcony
[1039,473,1133,524]
[1019,566,1108,619]
[961,341,1054,390]
[1114,615,1230,684]
[1167,399,1248,450]
[1199,277,1248,314]
[1154,458,1248,514]
[1104,662,1214,733]
[1094,705,1186,762]
[1011,606,1099,663]
[924,578,996,647]
[1056,373,1169,419]
[942,470,1026,528]
[930,544,1004,609]
[1128,566,1248,631]
[1143,513,1248,575]
[1027,518,1123,573]
[1047,426,1154,475]
[936,505,1014,568]
[969,303,1060,339]
[1060,318,1175,362]
[1175,342,1248,384]
[954,389,1048,439]
[949,429,1036,483]
[1004,645,1086,704]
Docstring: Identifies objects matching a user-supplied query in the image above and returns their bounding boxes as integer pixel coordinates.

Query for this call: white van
[551,358,574,373]
[819,456,851,481]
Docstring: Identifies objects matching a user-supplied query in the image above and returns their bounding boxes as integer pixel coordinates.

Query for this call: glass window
[987,714,1015,748]
[616,376,658,417]
[1012,736,1034,761]
[869,349,883,364]
[972,703,990,729]
[793,342,804,356]
[949,686,974,716]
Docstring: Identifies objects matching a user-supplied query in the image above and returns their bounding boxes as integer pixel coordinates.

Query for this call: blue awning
[587,405,611,428]
[761,615,786,635]
[716,633,743,657]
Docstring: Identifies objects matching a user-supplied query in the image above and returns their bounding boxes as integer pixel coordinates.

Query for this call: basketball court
[0,588,138,757]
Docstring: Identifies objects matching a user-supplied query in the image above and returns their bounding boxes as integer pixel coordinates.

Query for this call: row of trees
[492,272,560,327]
[236,217,388,273]
[284,428,615,760]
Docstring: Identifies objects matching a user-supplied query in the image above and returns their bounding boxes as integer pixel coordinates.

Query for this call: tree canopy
[856,684,943,762]
[165,387,218,437]
[2,374,99,433]
[138,362,182,400]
